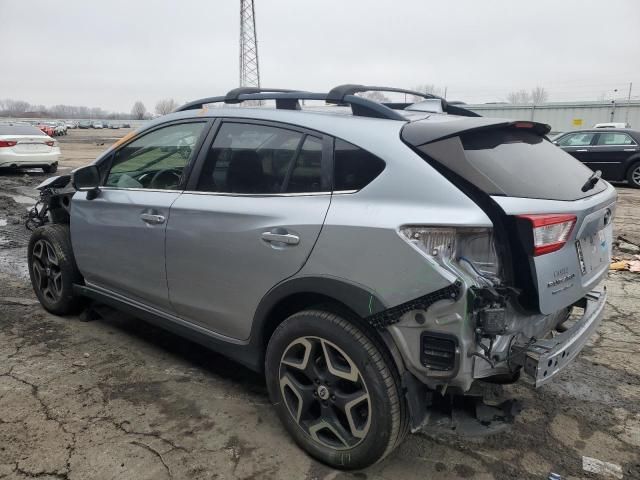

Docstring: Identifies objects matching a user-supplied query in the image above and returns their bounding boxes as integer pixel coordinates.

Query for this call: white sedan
[0,124,61,173]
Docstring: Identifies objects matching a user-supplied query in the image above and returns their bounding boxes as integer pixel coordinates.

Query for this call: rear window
[0,125,45,136]
[419,129,606,201]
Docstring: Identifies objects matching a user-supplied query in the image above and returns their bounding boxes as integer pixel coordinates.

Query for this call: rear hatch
[402,119,616,314]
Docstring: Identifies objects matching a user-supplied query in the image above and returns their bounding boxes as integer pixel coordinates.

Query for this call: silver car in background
[26,85,615,469]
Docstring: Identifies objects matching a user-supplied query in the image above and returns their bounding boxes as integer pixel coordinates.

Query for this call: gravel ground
[0,129,639,480]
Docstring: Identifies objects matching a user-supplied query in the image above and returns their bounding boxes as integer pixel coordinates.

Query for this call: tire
[265,310,408,469]
[28,224,85,315]
[626,161,640,188]
[43,163,58,174]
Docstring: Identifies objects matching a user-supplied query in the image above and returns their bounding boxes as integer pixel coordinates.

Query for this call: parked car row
[76,120,129,129]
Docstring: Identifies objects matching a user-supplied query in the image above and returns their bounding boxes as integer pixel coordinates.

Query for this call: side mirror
[72,165,101,199]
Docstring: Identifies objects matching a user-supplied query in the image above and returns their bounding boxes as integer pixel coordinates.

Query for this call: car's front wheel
[627,161,640,188]
[28,224,85,315]
[265,310,408,469]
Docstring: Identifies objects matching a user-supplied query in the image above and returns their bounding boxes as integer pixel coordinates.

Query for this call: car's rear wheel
[627,162,640,188]
[265,310,408,469]
[28,224,85,315]
[43,163,58,174]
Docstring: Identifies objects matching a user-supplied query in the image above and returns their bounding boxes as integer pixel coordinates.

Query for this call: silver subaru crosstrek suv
[27,85,615,469]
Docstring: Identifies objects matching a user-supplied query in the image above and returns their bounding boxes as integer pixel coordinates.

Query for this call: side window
[197,123,323,194]
[557,132,595,147]
[105,122,206,190]
[333,139,385,191]
[596,132,636,146]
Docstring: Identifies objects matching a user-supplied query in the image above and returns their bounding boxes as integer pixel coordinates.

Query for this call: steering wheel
[149,168,182,189]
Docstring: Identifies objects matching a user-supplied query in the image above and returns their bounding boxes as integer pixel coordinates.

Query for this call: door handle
[624,148,638,152]
[140,213,166,225]
[261,231,300,245]
[576,149,589,152]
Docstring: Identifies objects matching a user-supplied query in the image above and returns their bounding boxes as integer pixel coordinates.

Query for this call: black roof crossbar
[174,85,481,119]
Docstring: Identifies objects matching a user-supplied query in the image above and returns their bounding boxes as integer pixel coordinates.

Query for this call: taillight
[517,214,576,256]
[45,140,55,146]
[0,140,17,148]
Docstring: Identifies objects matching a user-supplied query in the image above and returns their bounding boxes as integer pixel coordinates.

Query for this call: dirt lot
[0,129,639,479]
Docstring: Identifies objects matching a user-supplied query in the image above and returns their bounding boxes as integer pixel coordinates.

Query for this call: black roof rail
[224,87,302,104]
[326,84,441,104]
[174,85,481,119]
[326,84,480,118]
[175,91,325,112]
[176,96,227,111]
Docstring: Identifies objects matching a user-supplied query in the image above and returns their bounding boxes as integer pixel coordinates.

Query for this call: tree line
[0,98,181,120]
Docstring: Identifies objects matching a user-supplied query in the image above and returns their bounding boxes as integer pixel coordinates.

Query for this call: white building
[465,100,640,134]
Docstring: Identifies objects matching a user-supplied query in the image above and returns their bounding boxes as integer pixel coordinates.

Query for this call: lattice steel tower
[239,0,260,88]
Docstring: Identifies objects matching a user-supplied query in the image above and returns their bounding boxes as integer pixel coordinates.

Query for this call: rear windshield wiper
[581,170,602,192]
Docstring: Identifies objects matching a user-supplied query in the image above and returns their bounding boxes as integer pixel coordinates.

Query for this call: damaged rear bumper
[510,285,606,387]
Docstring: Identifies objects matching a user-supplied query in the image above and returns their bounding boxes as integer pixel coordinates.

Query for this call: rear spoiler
[402,118,552,147]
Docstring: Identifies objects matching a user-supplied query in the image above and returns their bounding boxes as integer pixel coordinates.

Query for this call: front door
[166,121,331,340]
[71,120,208,310]
[557,131,597,165]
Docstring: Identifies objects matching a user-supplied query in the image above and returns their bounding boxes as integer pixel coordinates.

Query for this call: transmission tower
[239,0,260,88]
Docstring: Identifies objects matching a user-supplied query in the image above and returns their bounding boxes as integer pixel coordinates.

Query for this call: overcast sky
[1,0,639,113]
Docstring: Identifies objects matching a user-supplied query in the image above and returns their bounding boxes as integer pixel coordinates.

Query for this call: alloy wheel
[31,239,63,303]
[279,336,371,450]
[632,165,640,187]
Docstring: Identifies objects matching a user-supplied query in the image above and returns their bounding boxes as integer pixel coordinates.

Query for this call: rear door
[166,120,332,340]
[590,131,639,180]
[71,120,209,310]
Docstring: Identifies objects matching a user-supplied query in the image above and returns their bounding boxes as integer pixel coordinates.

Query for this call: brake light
[0,140,17,148]
[45,140,55,146]
[517,214,576,256]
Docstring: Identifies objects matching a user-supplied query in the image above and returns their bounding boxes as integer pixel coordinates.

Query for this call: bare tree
[4,99,31,115]
[411,84,443,102]
[530,86,548,104]
[131,101,147,120]
[155,98,179,115]
[507,90,531,104]
[357,91,390,103]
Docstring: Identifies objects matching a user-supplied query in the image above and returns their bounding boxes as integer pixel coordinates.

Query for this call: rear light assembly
[45,140,55,146]
[517,214,576,256]
[399,226,500,283]
[0,140,17,148]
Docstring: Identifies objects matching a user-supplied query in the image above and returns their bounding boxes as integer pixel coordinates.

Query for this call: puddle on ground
[8,194,36,205]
